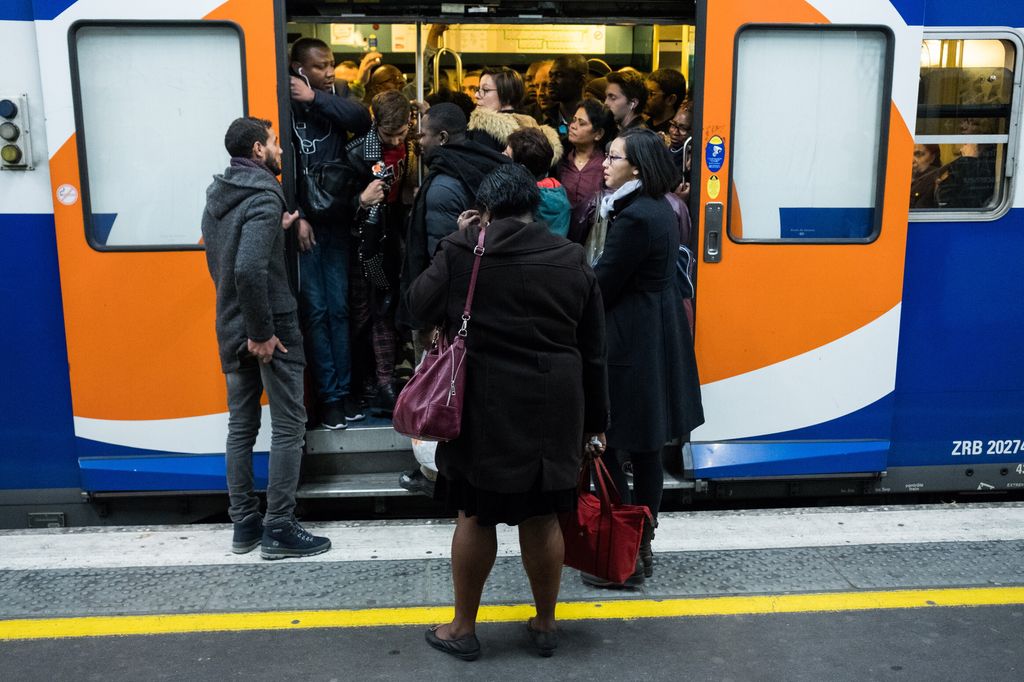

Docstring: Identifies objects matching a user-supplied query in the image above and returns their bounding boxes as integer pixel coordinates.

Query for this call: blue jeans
[299,225,351,405]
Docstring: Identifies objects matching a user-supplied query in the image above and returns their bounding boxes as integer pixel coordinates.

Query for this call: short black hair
[425,89,476,121]
[507,127,553,180]
[224,117,273,158]
[619,128,678,197]
[552,54,588,85]
[647,68,687,106]
[371,90,411,132]
[607,69,648,112]
[290,37,330,65]
[423,102,468,136]
[480,66,525,108]
[576,99,616,146]
[476,164,541,219]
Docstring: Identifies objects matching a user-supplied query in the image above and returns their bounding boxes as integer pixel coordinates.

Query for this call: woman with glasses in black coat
[586,127,704,588]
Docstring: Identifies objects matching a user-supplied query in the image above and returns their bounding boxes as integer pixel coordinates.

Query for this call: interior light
[1,144,22,164]
[0,121,18,142]
[0,99,17,119]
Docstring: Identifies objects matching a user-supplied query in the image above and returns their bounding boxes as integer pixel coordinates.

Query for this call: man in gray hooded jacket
[201,116,330,559]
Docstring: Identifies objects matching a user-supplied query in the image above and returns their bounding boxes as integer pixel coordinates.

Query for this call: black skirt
[435,472,577,527]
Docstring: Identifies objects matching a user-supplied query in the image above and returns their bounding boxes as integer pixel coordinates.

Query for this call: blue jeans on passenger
[225,351,306,525]
[299,224,351,405]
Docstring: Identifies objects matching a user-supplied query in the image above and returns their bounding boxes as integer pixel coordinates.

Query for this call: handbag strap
[456,228,486,338]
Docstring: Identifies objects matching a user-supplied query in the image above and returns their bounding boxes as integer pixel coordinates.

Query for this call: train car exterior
[1,0,1022,525]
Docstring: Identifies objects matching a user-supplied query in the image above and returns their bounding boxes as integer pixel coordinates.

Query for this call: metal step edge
[297,471,695,499]
[305,426,412,454]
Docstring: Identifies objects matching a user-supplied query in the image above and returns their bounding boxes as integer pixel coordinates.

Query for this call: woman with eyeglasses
[556,99,615,243]
[584,127,704,589]
[468,66,562,163]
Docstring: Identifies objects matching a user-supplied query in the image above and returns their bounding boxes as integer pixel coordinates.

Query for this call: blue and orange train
[2,0,1022,525]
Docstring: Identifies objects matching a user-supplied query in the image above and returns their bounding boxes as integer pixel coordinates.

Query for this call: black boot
[639,518,657,578]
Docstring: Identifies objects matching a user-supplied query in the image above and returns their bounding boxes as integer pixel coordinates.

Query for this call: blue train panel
[0,214,78,489]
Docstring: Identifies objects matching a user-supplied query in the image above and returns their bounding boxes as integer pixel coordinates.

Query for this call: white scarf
[599,179,642,219]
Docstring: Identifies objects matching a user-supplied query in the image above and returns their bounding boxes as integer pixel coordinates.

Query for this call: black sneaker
[399,469,435,497]
[260,519,331,560]
[343,395,366,423]
[231,512,263,554]
[322,402,347,430]
[371,383,397,418]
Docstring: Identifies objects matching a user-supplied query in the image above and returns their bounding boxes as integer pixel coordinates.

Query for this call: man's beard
[264,154,282,176]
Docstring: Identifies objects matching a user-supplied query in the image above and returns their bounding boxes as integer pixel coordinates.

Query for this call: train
[2,0,1023,527]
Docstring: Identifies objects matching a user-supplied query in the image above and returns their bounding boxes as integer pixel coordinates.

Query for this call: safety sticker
[56,184,78,206]
[705,135,725,172]
[706,174,720,200]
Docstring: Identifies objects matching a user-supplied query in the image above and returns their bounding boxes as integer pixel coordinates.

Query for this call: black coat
[406,218,609,493]
[594,190,704,451]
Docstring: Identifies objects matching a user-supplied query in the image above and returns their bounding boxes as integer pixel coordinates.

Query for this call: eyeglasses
[475,87,497,95]
[605,154,627,163]
[668,122,690,132]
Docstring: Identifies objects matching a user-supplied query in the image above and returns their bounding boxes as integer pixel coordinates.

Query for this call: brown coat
[406,218,608,493]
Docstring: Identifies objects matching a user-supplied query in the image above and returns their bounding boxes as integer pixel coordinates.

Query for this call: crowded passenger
[507,127,571,237]
[365,63,407,103]
[406,163,608,661]
[467,66,543,153]
[533,60,554,115]
[557,99,614,243]
[585,128,704,587]
[644,68,687,135]
[343,91,413,417]
[543,54,589,142]
[289,37,371,430]
[605,69,648,132]
[461,69,482,98]
[910,144,941,209]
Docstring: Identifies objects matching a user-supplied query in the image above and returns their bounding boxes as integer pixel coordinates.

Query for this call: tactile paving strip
[1,541,1022,619]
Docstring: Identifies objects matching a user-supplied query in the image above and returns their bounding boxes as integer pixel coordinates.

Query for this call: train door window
[911,33,1021,218]
[70,23,246,250]
[729,27,893,242]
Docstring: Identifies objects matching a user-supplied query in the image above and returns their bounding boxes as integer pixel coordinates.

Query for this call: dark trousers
[602,447,664,519]
[224,356,306,525]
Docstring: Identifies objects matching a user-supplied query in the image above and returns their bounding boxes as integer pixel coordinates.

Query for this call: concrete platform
[1,503,1022,680]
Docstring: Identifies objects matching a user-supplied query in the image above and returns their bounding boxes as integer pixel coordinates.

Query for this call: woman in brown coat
[407,164,608,660]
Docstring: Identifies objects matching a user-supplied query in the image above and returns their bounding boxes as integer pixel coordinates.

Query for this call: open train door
[689,0,919,483]
[33,0,286,492]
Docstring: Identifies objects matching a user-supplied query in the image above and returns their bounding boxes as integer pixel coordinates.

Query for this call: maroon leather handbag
[392,229,486,442]
[562,456,653,584]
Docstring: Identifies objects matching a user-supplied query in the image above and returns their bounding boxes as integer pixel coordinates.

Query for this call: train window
[911,35,1020,217]
[70,23,246,250]
[729,27,892,242]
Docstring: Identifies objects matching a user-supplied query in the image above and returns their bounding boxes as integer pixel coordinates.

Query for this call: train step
[296,472,414,498]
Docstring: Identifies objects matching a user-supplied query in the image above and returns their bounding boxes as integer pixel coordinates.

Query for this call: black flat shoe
[425,625,481,661]
[526,619,558,657]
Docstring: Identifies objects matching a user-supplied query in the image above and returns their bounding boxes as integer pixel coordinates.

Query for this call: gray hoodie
[201,165,301,373]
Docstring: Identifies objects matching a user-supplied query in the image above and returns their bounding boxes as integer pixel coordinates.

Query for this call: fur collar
[468,107,563,167]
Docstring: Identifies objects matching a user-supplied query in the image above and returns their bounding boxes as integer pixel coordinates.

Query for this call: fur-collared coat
[467,107,563,167]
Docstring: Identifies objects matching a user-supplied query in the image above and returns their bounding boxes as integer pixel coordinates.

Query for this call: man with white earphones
[604,69,649,134]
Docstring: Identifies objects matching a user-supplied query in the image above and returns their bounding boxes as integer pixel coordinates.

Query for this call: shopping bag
[561,456,652,584]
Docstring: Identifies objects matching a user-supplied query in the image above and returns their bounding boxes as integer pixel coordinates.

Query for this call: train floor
[1,502,1023,681]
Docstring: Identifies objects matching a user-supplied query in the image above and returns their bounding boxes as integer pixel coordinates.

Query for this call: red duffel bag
[562,455,653,584]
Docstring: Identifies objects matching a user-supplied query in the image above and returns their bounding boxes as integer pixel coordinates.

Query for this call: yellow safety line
[2,587,1023,641]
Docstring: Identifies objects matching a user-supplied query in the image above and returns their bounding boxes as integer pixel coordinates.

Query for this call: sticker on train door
[705,135,725,172]
[707,174,720,199]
